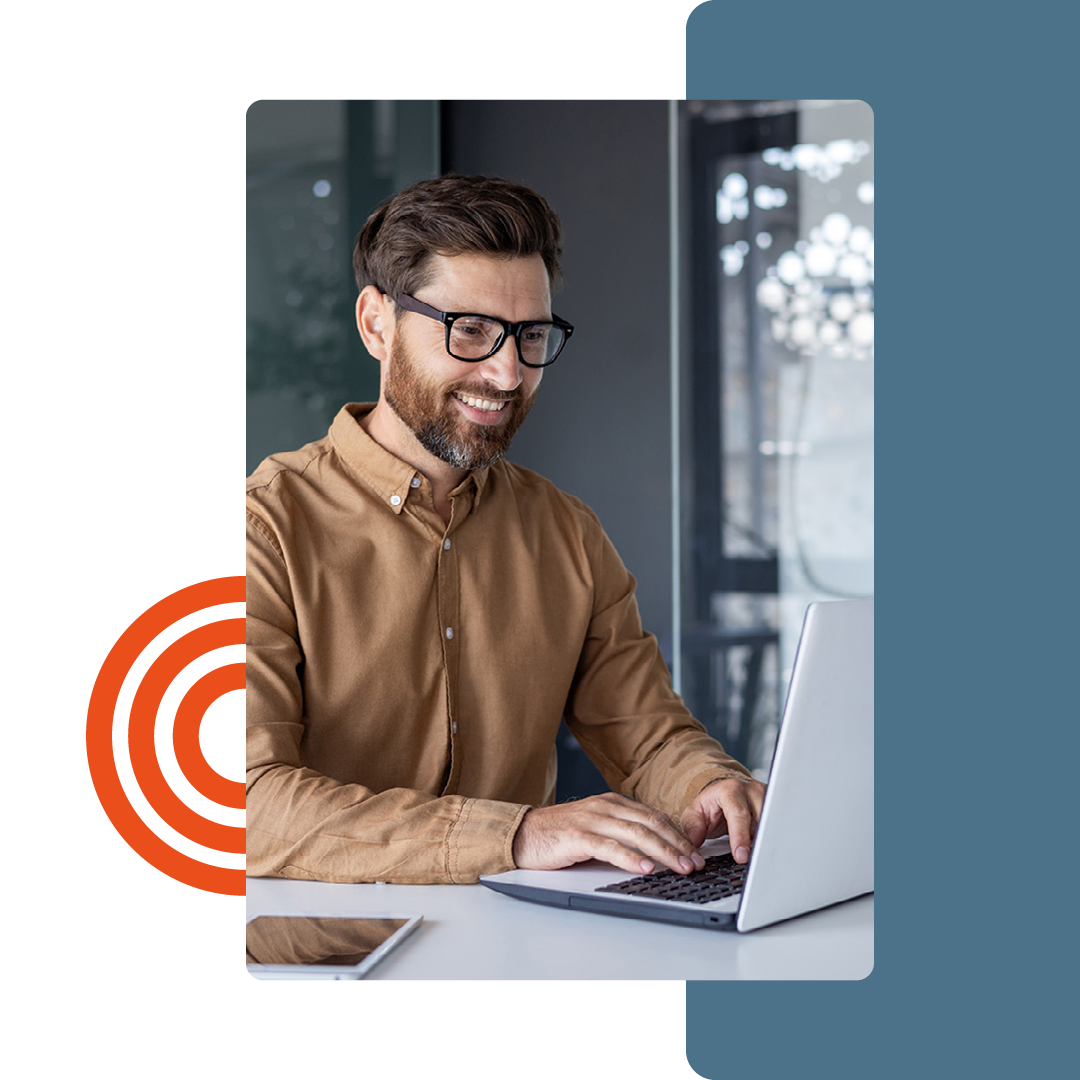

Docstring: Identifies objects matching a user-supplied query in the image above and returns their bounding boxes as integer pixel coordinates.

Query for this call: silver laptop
[480,598,873,932]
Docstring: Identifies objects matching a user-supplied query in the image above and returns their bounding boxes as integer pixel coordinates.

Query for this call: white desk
[0,881,868,984]
[247,877,873,980]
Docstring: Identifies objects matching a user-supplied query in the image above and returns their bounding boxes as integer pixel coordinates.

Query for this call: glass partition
[246,101,439,475]
[678,100,874,776]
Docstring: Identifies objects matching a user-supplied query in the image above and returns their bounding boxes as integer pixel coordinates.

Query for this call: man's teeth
[454,393,507,413]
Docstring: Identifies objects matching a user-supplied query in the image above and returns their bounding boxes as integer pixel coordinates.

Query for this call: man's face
[383,253,549,471]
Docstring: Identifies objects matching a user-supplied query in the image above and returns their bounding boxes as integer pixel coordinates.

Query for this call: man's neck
[359,402,467,526]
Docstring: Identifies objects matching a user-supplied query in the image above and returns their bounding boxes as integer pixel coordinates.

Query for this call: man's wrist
[695,772,754,800]
[510,805,535,867]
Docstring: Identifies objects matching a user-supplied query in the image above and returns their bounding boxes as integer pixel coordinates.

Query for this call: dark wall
[443,100,674,650]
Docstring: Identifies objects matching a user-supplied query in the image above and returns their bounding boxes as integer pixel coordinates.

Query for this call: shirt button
[390,494,401,506]
[452,721,458,734]
[445,627,453,639]
[443,538,451,550]
[410,477,421,488]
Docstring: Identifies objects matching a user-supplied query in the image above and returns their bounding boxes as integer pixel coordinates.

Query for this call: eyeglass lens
[449,316,565,366]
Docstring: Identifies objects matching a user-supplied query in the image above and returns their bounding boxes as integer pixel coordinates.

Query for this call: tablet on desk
[246,913,423,980]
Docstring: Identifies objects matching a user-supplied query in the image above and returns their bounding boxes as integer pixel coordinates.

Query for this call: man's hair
[353,174,564,300]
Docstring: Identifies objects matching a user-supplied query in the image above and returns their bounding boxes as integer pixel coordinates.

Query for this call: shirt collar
[467,463,490,509]
[329,403,491,515]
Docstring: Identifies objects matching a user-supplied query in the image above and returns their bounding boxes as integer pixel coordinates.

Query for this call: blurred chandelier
[756,211,874,362]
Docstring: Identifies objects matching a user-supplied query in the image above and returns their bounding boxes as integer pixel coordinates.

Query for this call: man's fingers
[723,803,754,863]
[594,836,668,877]
[683,777,769,863]
[680,803,719,850]
[680,805,706,849]
[512,794,706,875]
[600,811,702,874]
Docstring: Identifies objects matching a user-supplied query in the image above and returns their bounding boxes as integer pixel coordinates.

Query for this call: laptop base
[482,877,739,931]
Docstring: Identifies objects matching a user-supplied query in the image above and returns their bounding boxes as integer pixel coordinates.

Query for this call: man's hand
[680,777,767,864]
[512,792,708,876]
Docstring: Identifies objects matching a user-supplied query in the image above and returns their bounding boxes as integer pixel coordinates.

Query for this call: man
[247,174,766,885]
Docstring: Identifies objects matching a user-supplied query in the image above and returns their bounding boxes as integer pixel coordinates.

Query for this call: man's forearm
[246,761,529,884]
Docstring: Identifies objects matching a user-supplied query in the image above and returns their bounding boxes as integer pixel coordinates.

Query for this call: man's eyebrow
[444,303,554,322]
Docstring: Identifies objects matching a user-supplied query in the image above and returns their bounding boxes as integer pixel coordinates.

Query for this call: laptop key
[596,852,748,903]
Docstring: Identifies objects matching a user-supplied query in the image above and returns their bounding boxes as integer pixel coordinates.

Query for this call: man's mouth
[452,391,511,414]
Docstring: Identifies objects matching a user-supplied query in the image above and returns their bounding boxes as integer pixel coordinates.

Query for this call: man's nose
[476,333,524,390]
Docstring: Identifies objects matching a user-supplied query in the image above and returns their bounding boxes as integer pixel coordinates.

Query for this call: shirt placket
[436,489,469,795]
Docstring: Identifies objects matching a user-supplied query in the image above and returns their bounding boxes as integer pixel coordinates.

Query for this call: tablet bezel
[246,911,423,980]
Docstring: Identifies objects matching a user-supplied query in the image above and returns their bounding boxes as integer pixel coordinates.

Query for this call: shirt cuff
[445,797,532,883]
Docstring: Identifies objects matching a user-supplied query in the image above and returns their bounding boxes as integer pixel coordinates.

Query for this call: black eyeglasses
[393,293,574,368]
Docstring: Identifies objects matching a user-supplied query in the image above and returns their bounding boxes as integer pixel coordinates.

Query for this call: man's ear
[356,286,393,361]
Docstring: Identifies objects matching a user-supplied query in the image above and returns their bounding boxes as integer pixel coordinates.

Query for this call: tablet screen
[246,915,417,975]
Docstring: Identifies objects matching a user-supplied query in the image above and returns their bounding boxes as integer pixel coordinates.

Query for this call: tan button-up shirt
[246,403,751,884]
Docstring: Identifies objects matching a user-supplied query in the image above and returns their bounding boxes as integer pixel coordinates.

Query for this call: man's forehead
[420,252,552,312]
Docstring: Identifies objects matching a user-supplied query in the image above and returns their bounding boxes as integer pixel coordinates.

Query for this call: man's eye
[454,318,495,336]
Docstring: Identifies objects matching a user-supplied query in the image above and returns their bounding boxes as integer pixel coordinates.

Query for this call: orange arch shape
[1,574,245,894]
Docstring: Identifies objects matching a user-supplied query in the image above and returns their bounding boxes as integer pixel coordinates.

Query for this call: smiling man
[362,250,551,516]
[246,174,765,885]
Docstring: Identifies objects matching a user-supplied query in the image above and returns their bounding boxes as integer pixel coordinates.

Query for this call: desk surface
[247,877,873,980]
[248,876,872,980]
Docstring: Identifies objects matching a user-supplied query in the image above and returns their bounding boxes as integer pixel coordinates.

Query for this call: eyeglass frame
[392,293,574,368]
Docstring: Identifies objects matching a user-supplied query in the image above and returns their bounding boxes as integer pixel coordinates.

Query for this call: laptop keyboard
[595,852,747,904]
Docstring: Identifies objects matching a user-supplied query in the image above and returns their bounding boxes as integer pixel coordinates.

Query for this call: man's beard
[384,335,537,471]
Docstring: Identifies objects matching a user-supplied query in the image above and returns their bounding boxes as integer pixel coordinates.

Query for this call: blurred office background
[247,99,873,796]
